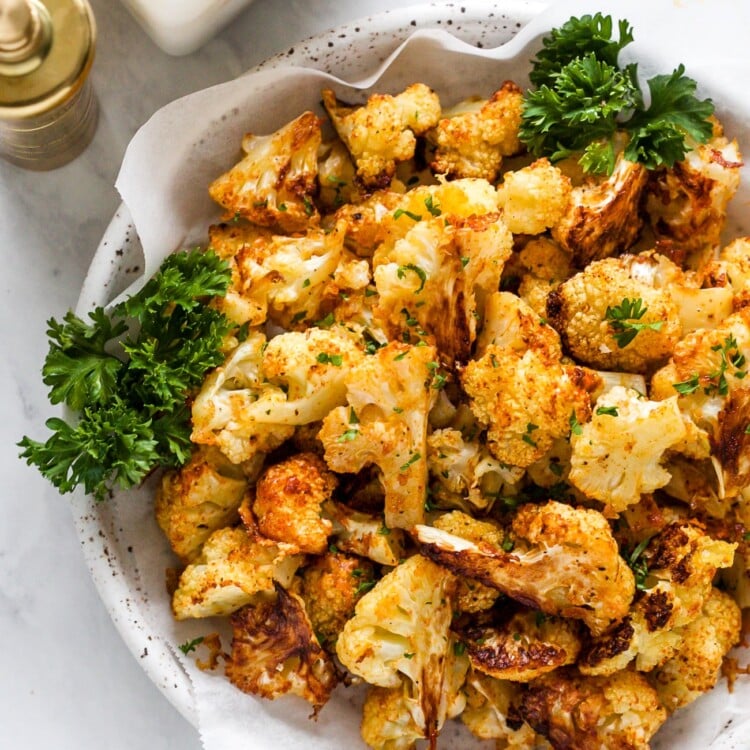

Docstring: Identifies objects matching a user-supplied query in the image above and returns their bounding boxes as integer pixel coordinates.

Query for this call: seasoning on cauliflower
[551,151,648,267]
[300,550,376,648]
[579,521,737,675]
[650,587,742,712]
[546,253,684,373]
[191,327,364,463]
[155,445,251,562]
[171,525,303,619]
[319,341,439,530]
[252,452,337,554]
[322,84,441,189]
[208,218,370,328]
[323,499,407,566]
[427,81,524,182]
[336,554,464,746]
[458,608,582,682]
[568,386,687,515]
[516,668,667,750]
[360,684,426,750]
[225,583,338,711]
[415,502,635,635]
[643,119,743,270]
[209,111,322,233]
[460,671,547,747]
[460,341,591,469]
[316,137,362,212]
[497,158,572,236]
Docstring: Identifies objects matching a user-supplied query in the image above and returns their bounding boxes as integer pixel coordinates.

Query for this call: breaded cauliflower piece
[461,671,547,747]
[427,427,524,512]
[323,499,408,567]
[252,453,337,554]
[319,342,438,530]
[579,521,737,675]
[209,111,321,233]
[373,211,512,363]
[546,253,684,372]
[459,609,582,682]
[208,218,370,328]
[497,158,572,235]
[568,386,687,515]
[322,84,441,189]
[155,445,250,562]
[651,587,742,712]
[336,555,464,745]
[300,550,376,647]
[191,327,364,463]
[552,152,648,267]
[225,583,338,710]
[428,81,524,182]
[461,343,591,469]
[644,121,743,269]
[171,525,303,619]
[516,668,667,750]
[415,503,635,635]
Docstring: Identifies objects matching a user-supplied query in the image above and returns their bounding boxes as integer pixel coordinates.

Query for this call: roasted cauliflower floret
[579,521,737,675]
[644,121,743,269]
[336,555,464,745]
[319,342,438,530]
[428,81,524,182]
[171,525,303,619]
[461,342,591,468]
[460,671,547,747]
[458,609,582,682]
[252,453,337,554]
[651,587,742,712]
[568,386,687,515]
[192,328,364,463]
[209,111,322,232]
[516,668,667,750]
[225,583,338,710]
[373,211,512,363]
[208,218,370,328]
[360,684,426,750]
[497,158,572,235]
[552,152,649,267]
[323,499,407,566]
[316,137,362,212]
[546,253,684,372]
[322,84,441,189]
[155,445,250,562]
[415,502,635,635]
[300,550,376,648]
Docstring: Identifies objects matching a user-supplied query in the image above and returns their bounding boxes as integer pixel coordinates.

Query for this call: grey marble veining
[0,1,408,747]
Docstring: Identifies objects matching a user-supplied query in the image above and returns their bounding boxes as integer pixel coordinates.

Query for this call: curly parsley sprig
[19,248,232,501]
[519,12,714,174]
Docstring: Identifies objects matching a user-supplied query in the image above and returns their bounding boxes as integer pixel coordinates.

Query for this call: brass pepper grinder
[0,0,97,170]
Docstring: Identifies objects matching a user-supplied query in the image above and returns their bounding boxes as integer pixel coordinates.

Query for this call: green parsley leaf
[400,452,421,471]
[604,297,663,348]
[179,636,204,655]
[596,406,619,417]
[396,263,427,293]
[393,208,422,222]
[424,195,442,216]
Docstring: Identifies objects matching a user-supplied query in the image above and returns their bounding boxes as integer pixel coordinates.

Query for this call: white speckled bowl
[73,0,546,728]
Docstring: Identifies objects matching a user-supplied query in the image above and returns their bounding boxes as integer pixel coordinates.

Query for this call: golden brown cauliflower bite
[209,111,322,233]
[226,583,338,711]
[516,667,667,750]
[322,83,441,189]
[252,452,337,554]
[428,81,524,182]
[415,503,635,635]
[551,151,648,267]
[497,158,572,236]
[155,445,251,563]
[546,253,684,373]
[299,550,376,648]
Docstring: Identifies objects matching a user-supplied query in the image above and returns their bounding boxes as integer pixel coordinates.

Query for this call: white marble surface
[0,1,421,747]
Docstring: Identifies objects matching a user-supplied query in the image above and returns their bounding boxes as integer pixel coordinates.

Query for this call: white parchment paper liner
[108,1,750,748]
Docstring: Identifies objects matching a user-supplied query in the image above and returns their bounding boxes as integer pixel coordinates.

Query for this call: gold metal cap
[0,0,96,119]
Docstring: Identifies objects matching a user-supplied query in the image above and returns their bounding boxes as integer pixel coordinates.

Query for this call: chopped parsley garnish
[519,13,714,175]
[393,208,422,222]
[316,352,343,366]
[569,411,583,436]
[596,406,619,417]
[178,636,205,655]
[604,298,663,348]
[400,452,422,471]
[315,312,336,328]
[522,422,539,447]
[672,334,747,397]
[626,536,654,591]
[397,263,427,293]
[424,195,442,216]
